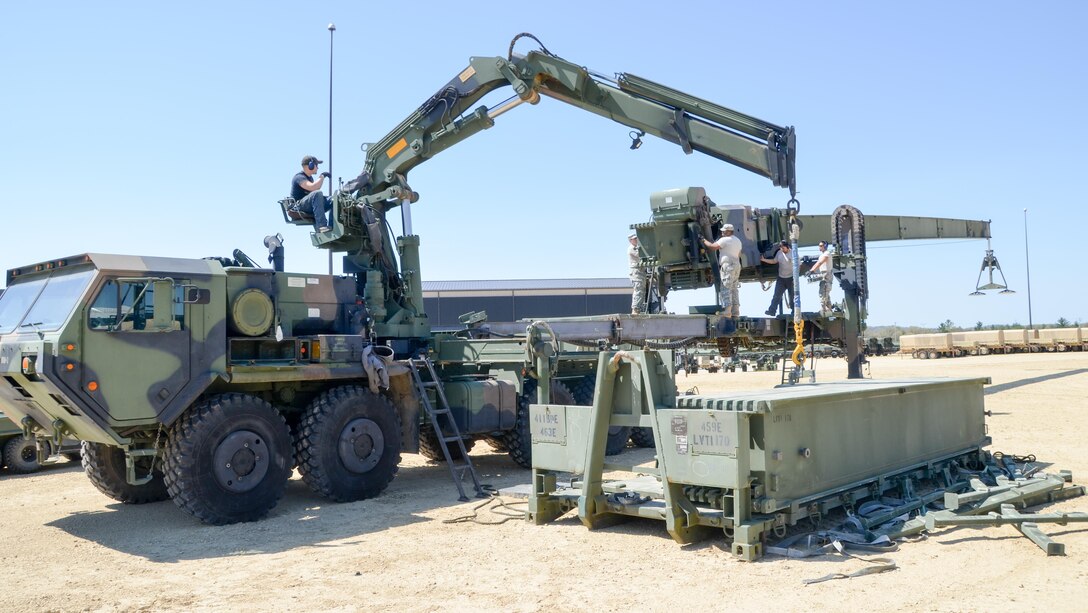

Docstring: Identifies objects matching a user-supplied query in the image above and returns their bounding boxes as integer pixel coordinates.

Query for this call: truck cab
[0,255,226,446]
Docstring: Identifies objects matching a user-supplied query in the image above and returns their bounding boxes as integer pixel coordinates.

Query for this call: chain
[148,423,164,480]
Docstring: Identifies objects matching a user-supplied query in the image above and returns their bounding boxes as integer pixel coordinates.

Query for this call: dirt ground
[2,351,1087,612]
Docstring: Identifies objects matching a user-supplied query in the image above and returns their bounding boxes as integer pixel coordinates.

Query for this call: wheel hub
[338,418,384,474]
[213,430,269,493]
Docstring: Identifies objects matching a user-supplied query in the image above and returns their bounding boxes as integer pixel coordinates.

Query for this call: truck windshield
[0,278,47,334]
[0,270,95,335]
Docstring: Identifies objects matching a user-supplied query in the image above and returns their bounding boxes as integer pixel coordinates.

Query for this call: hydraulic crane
[279,33,798,356]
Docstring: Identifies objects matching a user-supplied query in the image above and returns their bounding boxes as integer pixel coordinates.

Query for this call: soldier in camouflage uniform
[701,224,742,317]
[629,233,647,315]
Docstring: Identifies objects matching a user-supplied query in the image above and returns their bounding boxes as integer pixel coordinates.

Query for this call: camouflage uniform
[818,271,832,313]
[813,243,833,313]
[629,239,647,314]
[719,260,741,317]
[709,234,742,317]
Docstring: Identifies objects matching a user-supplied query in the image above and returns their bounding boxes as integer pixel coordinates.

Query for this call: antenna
[327,22,336,275]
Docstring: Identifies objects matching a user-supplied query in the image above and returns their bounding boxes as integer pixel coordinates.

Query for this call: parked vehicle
[0,412,80,474]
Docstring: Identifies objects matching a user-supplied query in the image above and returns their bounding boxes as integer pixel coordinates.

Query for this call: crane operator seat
[278,198,314,226]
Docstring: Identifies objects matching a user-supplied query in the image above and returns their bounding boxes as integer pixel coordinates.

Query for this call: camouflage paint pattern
[0,253,609,455]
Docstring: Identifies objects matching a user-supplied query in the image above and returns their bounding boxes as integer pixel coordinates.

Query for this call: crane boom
[354,48,795,208]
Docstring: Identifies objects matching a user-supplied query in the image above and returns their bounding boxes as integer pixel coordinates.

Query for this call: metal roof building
[422,278,631,327]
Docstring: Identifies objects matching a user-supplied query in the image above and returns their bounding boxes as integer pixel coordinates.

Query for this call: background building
[422,278,630,328]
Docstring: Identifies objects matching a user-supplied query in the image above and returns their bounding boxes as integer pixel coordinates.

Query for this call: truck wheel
[295,386,402,503]
[82,441,169,504]
[164,394,293,524]
[418,423,474,462]
[630,427,655,448]
[505,379,574,469]
[3,436,41,474]
[63,451,82,463]
[571,375,630,456]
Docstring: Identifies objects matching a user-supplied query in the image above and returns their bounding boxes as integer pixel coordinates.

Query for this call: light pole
[1024,208,1033,330]
[326,22,336,275]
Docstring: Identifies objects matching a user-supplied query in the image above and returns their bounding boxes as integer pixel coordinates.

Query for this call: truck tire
[295,386,402,503]
[629,427,655,448]
[571,375,630,456]
[82,441,169,504]
[928,351,940,360]
[418,423,474,462]
[164,394,293,524]
[3,436,41,474]
[505,379,574,469]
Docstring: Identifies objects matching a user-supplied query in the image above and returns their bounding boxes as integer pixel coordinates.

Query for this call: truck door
[80,278,191,425]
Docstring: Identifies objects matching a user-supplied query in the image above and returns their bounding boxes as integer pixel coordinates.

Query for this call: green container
[658,378,989,508]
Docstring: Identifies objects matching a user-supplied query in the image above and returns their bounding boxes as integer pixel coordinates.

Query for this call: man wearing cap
[291,155,332,233]
[760,240,794,316]
[701,224,742,317]
[628,233,648,315]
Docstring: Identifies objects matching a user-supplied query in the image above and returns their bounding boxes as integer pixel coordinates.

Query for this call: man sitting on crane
[291,155,333,233]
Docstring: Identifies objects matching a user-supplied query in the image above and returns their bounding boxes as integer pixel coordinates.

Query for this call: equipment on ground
[527,349,997,560]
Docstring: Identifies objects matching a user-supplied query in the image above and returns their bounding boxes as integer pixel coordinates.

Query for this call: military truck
[0,254,631,520]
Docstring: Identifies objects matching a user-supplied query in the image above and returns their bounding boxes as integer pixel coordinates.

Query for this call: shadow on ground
[45,453,541,563]
[985,368,1088,395]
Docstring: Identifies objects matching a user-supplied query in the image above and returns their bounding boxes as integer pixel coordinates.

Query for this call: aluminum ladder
[408,356,486,501]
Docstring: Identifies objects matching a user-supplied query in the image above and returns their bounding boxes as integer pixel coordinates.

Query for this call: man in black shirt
[291,155,332,232]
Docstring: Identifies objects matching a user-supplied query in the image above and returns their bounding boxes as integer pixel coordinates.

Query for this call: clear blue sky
[3,1,1085,327]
